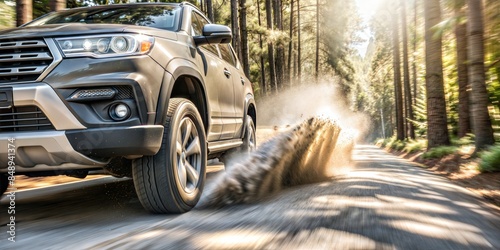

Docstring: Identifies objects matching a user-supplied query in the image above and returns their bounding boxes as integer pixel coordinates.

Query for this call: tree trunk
[206,0,214,22]
[257,0,267,95]
[467,0,495,151]
[239,0,250,77]
[16,0,32,27]
[231,0,241,59]
[266,0,277,92]
[455,8,471,138]
[315,0,320,82]
[287,0,294,86]
[392,6,405,141]
[49,0,66,12]
[423,0,450,148]
[412,0,418,106]
[297,0,302,83]
[273,0,285,90]
[401,1,415,139]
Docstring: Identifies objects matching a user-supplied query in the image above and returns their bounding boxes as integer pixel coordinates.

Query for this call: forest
[1,0,500,170]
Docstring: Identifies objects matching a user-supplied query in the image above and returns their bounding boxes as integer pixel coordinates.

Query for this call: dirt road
[1,144,500,249]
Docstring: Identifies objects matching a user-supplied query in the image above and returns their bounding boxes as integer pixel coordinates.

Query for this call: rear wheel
[132,98,207,214]
[221,115,256,166]
[240,115,256,153]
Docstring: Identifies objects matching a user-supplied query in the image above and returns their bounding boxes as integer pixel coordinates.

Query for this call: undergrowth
[478,144,500,173]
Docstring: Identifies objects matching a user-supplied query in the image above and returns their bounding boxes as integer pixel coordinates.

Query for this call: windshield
[26,5,182,31]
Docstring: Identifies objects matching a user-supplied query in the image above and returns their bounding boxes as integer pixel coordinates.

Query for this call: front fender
[155,59,209,128]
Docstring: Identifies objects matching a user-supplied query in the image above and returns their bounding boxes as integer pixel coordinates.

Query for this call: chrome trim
[0,66,46,77]
[0,52,52,63]
[36,38,63,82]
[0,40,47,50]
[13,83,86,130]
[208,139,243,153]
[0,131,108,171]
[0,39,57,83]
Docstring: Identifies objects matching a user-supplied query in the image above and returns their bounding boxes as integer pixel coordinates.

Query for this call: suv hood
[0,23,178,40]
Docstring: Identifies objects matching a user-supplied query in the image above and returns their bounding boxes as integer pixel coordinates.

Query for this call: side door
[191,12,224,142]
[218,44,246,138]
[193,12,238,140]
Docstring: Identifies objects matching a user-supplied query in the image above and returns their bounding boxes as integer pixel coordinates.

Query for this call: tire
[132,98,207,214]
[240,115,256,153]
[220,115,256,165]
[0,174,9,196]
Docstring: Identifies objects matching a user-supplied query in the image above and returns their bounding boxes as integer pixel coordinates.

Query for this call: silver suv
[0,2,256,213]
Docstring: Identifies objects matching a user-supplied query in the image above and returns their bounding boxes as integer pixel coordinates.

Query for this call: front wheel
[132,98,207,214]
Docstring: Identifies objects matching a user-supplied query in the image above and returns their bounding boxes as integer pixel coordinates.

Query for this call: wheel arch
[156,65,209,133]
[241,94,257,138]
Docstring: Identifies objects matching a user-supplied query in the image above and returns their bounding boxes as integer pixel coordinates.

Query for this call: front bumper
[0,83,163,172]
[66,126,164,158]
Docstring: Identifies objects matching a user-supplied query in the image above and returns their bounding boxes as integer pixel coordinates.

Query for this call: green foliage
[377,136,405,151]
[403,139,426,153]
[375,138,387,147]
[422,146,458,159]
[383,136,397,149]
[377,136,426,154]
[451,133,475,146]
[412,84,428,137]
[478,144,500,172]
[0,1,14,29]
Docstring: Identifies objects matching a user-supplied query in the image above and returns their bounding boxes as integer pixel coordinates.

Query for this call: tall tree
[265,0,277,92]
[230,0,241,59]
[467,0,495,151]
[453,1,471,138]
[273,0,285,89]
[287,0,294,85]
[401,0,415,139]
[423,0,450,148]
[315,0,320,82]
[16,0,32,26]
[49,0,66,11]
[206,0,214,22]
[239,0,250,77]
[256,0,267,94]
[392,4,405,141]
[412,0,418,106]
[297,0,302,83]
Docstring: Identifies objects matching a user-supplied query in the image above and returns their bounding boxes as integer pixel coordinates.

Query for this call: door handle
[223,69,231,78]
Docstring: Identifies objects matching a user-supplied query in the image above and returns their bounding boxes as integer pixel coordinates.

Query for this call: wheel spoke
[176,141,183,155]
[182,121,192,148]
[185,161,199,185]
[185,136,201,157]
[177,160,187,189]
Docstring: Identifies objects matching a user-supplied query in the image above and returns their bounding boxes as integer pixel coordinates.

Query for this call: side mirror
[194,24,232,46]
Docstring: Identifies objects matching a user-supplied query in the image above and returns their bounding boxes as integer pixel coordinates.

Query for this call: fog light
[110,103,130,121]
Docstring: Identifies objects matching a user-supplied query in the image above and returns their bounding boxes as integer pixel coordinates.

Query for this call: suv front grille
[0,106,55,132]
[0,39,54,83]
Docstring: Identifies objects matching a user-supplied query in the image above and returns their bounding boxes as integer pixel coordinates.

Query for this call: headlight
[56,34,154,58]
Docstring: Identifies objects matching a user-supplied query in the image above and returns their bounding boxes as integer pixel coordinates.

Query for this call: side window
[191,13,203,36]
[193,12,219,57]
[219,44,236,67]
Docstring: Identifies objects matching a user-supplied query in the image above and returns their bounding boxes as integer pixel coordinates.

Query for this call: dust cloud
[256,82,370,141]
[198,83,369,208]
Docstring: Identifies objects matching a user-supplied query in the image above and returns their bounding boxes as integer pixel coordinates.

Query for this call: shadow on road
[2,146,500,249]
